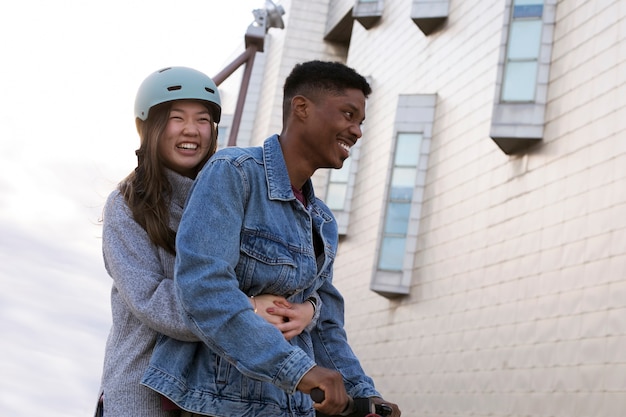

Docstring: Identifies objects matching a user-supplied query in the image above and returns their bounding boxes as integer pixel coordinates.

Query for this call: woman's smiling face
[158,100,214,178]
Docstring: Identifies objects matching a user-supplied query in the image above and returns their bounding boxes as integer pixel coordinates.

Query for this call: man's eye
[345,111,353,118]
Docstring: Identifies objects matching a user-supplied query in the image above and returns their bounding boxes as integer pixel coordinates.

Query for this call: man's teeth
[339,142,351,153]
[178,143,198,150]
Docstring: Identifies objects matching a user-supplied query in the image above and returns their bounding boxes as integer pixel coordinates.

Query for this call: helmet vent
[167,85,182,91]
[205,87,215,94]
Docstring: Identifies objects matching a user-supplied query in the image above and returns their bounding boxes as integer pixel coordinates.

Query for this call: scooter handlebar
[310,388,391,417]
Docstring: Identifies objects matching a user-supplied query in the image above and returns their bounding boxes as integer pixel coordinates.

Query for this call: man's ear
[292,95,309,120]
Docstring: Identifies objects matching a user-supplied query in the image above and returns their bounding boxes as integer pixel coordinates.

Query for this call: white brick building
[219,1,626,415]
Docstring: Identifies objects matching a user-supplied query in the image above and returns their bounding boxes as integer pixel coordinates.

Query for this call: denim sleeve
[174,158,315,393]
[310,277,381,399]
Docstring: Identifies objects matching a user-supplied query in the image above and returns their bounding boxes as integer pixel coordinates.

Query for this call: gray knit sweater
[97,169,196,417]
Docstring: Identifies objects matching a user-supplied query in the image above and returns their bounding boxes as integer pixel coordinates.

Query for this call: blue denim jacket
[141,135,379,416]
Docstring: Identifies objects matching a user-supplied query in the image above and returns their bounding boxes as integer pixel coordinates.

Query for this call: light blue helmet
[134,66,221,123]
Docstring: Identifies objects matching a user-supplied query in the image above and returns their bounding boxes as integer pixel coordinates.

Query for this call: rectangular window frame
[324,143,362,235]
[377,132,423,272]
[489,0,556,155]
[371,94,436,298]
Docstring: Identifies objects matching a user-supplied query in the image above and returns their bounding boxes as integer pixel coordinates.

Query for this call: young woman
[95,66,318,417]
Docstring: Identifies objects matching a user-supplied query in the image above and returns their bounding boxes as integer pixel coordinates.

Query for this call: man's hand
[297,366,349,415]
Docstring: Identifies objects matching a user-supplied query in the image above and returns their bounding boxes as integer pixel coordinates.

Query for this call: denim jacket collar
[263,135,333,223]
[263,134,295,202]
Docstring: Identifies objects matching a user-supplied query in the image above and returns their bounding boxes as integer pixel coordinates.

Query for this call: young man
[142,60,401,417]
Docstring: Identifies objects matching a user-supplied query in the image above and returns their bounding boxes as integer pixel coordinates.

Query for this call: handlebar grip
[310,388,392,417]
[311,387,325,403]
[310,388,364,417]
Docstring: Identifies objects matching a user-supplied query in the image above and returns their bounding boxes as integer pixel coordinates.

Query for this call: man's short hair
[283,60,371,111]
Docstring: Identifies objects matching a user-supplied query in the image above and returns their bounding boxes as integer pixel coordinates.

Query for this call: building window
[489,0,556,155]
[216,113,232,150]
[410,0,450,35]
[501,0,544,102]
[324,142,361,235]
[326,157,352,211]
[217,125,229,149]
[371,94,436,298]
[378,133,421,271]
[353,0,384,29]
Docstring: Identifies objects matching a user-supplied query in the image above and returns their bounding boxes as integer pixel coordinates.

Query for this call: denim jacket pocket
[239,230,301,295]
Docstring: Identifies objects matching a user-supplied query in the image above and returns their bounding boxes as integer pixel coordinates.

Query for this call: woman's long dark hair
[119,101,217,254]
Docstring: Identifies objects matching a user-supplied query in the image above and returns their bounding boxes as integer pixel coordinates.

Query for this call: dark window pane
[513,4,543,18]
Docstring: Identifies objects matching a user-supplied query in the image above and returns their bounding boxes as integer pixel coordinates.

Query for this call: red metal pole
[212,46,257,87]
[226,44,258,147]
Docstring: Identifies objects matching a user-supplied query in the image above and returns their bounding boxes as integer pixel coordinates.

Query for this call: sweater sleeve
[304,291,322,333]
[102,191,199,342]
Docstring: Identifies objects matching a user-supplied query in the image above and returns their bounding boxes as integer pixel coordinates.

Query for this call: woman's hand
[251,294,315,340]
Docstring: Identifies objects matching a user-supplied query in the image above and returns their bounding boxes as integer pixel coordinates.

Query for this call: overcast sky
[0,1,272,415]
